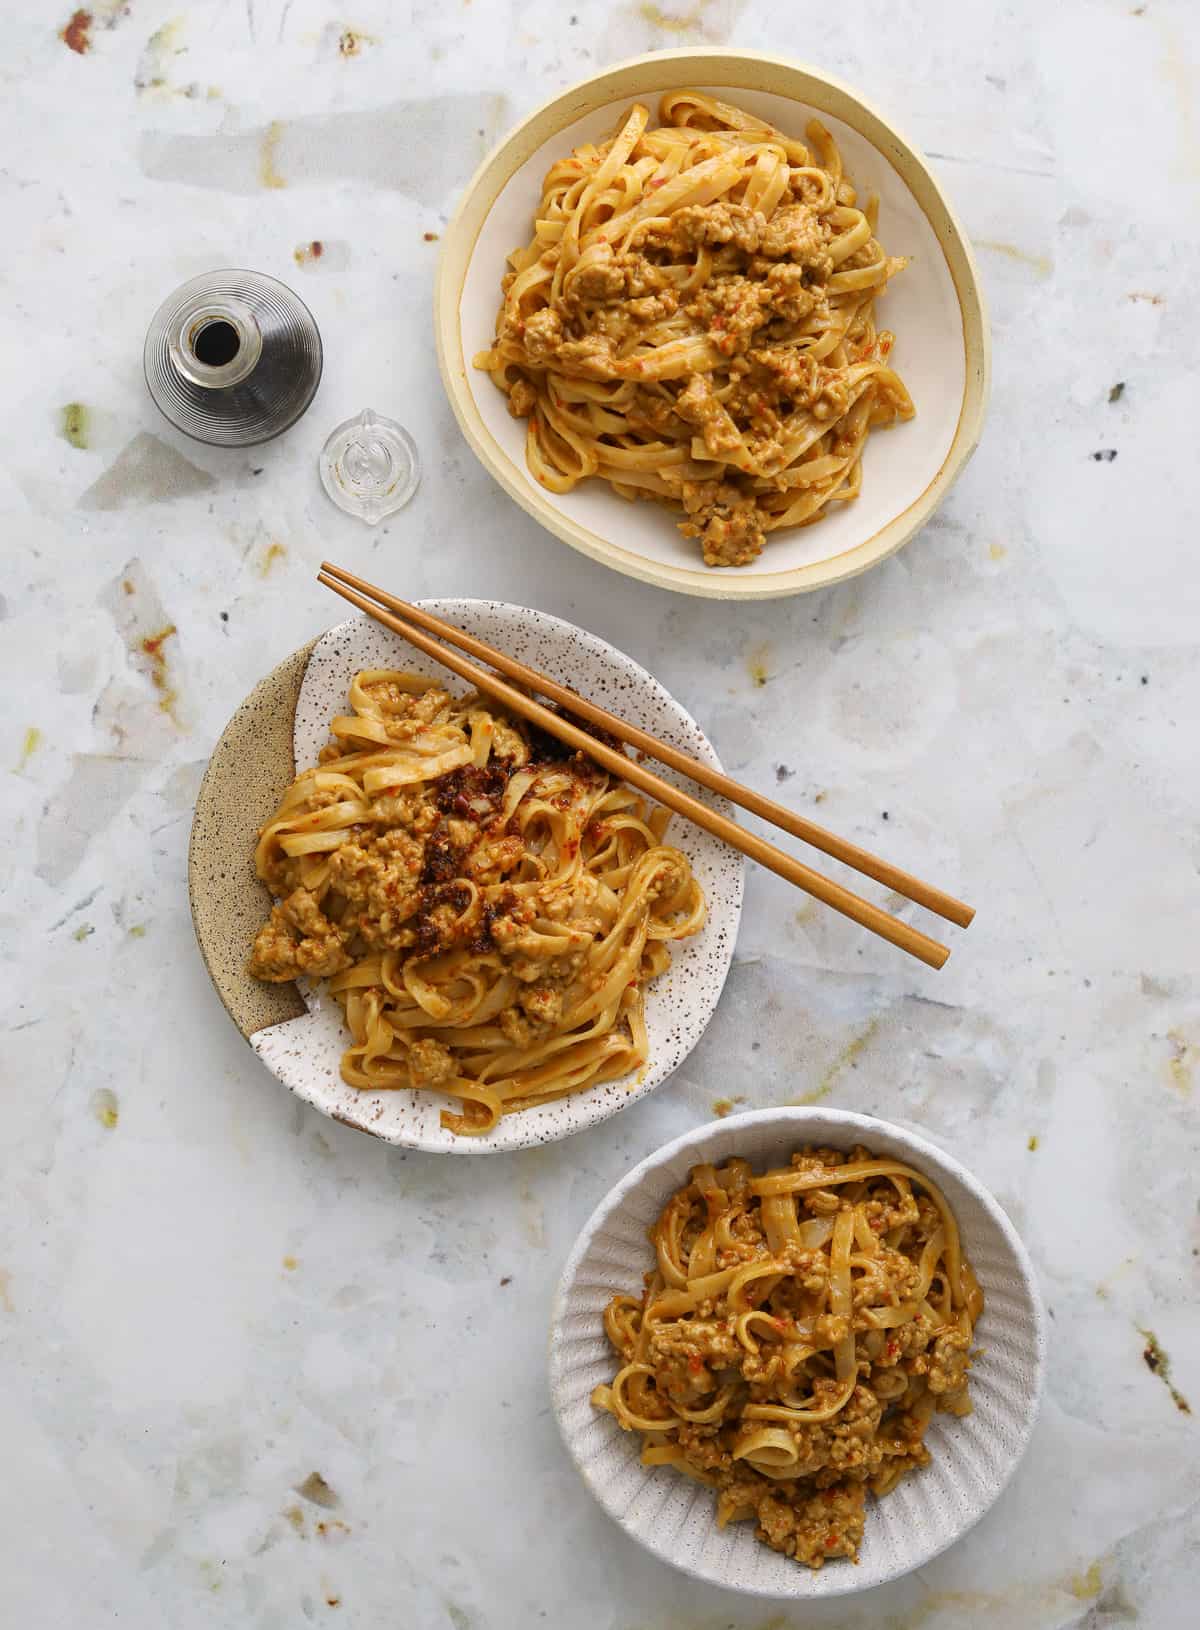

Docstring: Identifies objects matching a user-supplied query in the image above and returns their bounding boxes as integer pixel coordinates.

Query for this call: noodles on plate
[248,670,706,1136]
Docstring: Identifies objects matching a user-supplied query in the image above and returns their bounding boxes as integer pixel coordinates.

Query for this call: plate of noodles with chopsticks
[188,602,743,1153]
[550,1107,1045,1595]
[437,50,989,601]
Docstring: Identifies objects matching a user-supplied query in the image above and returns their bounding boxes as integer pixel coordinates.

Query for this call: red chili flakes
[825,1532,839,1548]
[423,231,439,242]
[141,626,175,660]
[687,1354,704,1373]
[140,624,178,692]
[60,9,93,53]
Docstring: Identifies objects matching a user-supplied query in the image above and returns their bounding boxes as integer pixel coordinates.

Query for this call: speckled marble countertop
[2,1,1198,1626]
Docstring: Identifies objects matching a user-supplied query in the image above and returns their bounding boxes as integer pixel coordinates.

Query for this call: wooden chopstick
[317,568,954,970]
[321,561,973,931]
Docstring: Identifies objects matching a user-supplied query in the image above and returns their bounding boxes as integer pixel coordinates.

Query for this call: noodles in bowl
[591,1144,982,1568]
[549,1107,1045,1595]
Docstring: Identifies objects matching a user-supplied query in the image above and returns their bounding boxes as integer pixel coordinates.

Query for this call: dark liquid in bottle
[193,320,241,367]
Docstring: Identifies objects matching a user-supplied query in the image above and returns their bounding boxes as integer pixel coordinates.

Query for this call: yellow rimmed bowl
[435,49,989,601]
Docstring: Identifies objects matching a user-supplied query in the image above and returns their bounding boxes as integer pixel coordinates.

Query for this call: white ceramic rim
[548,1106,1046,1595]
[435,48,991,601]
[241,602,746,1153]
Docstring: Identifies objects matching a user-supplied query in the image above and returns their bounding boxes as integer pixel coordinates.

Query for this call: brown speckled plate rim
[188,640,313,1041]
[189,606,745,1150]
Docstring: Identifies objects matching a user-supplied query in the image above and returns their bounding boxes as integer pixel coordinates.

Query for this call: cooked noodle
[592,1145,983,1567]
[248,670,705,1136]
[475,90,914,568]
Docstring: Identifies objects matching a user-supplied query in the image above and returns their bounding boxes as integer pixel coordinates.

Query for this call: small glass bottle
[144,269,323,447]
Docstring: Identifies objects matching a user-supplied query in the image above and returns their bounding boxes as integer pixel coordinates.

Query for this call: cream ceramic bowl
[436,49,989,600]
[188,604,744,1153]
[549,1108,1044,1596]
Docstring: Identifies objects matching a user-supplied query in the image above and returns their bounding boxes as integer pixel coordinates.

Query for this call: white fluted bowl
[549,1108,1045,1597]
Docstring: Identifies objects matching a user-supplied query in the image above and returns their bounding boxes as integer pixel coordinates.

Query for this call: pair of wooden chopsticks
[317,563,973,969]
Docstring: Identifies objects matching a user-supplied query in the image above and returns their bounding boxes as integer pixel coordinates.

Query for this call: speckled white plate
[228,604,743,1153]
[549,1108,1045,1596]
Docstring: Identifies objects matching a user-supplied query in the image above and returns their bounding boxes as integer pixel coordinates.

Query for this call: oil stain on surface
[140,625,180,719]
[518,1185,546,1249]
[60,403,90,448]
[135,17,189,94]
[338,28,375,57]
[637,2,711,33]
[260,121,288,189]
[91,1088,119,1128]
[258,541,287,576]
[1138,1327,1192,1413]
[791,1018,881,1105]
[1166,1029,1193,1093]
[1069,1561,1103,1600]
[294,1472,340,1509]
[975,239,1053,277]
[747,643,771,687]
[96,558,185,735]
[17,727,42,769]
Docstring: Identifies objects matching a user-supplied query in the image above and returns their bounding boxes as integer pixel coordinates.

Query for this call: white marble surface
[2,2,1198,1626]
